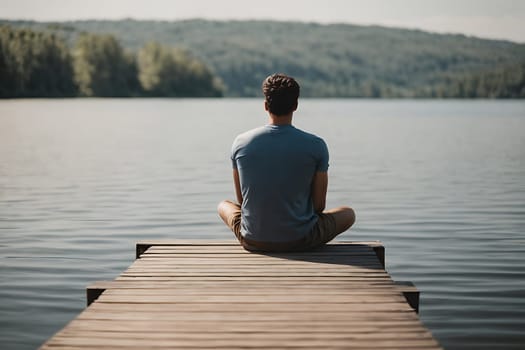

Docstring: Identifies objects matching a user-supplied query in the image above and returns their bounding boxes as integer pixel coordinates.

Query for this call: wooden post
[372,244,385,269]
[395,281,420,313]
[86,282,108,306]
[136,243,152,259]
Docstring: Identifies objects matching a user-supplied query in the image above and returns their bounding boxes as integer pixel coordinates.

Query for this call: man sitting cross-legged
[218,73,355,252]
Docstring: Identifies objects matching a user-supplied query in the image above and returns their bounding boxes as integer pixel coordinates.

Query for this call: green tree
[440,61,525,98]
[137,42,223,97]
[73,33,139,97]
[0,25,76,97]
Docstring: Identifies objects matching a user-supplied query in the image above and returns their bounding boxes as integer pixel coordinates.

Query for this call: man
[218,73,355,252]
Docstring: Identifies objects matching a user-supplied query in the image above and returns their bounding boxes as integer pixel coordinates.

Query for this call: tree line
[0,25,224,98]
[2,20,524,98]
[434,62,525,98]
[37,19,519,99]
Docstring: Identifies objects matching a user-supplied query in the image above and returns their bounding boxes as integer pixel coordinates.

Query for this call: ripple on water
[1,99,525,350]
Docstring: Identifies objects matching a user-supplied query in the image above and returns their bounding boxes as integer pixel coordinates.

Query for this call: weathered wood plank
[75,311,421,322]
[89,287,407,296]
[136,240,386,268]
[88,280,401,289]
[60,319,430,333]
[95,297,412,309]
[115,275,394,282]
[54,331,437,341]
[43,336,441,349]
[131,258,383,265]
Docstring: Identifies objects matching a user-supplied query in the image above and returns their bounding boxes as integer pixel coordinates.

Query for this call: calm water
[0,99,524,349]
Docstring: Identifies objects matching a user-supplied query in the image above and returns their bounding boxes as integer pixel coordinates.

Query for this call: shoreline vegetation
[0,26,223,98]
[1,19,524,98]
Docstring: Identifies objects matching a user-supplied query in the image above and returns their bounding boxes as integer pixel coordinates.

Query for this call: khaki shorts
[225,204,338,252]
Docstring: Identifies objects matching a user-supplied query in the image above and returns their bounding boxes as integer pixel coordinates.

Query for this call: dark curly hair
[262,73,300,116]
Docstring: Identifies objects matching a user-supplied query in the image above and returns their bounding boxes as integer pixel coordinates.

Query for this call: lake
[0,98,524,349]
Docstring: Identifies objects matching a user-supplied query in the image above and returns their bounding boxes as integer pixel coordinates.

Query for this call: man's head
[262,73,300,116]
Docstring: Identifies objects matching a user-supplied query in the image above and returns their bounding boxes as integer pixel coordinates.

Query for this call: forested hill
[3,19,525,98]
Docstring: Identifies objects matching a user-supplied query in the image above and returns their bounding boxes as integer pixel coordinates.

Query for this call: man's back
[231,124,328,242]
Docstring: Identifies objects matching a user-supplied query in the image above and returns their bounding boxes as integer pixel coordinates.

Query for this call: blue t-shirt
[231,124,329,242]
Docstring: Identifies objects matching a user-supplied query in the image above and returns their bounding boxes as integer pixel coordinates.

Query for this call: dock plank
[41,240,441,349]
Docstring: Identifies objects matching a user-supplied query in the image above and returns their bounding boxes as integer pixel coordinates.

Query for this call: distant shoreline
[2,19,525,99]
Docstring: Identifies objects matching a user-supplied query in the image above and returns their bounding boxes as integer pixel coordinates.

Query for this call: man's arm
[311,171,328,214]
[233,169,243,205]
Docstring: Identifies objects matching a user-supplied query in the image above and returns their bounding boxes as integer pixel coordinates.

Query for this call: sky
[1,0,524,43]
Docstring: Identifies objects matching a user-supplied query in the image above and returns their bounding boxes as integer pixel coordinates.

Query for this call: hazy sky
[1,0,524,42]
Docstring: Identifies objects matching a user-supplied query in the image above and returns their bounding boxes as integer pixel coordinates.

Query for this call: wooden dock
[40,240,442,349]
